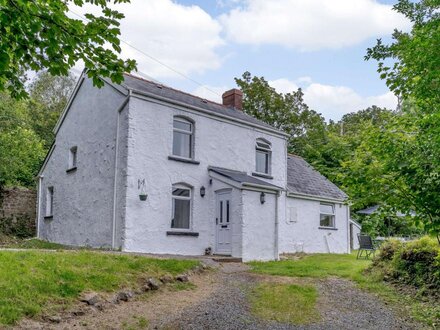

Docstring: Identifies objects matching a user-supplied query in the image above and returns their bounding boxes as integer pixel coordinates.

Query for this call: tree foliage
[0,71,75,187]
[0,0,136,98]
[235,72,326,156]
[366,0,439,111]
[0,92,45,187]
[28,71,76,147]
[366,0,440,242]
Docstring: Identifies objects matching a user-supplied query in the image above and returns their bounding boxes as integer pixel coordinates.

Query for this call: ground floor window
[171,184,191,229]
[320,203,335,228]
[46,186,54,217]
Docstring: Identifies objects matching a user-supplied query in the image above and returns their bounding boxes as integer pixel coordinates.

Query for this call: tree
[366,0,439,111]
[0,0,137,99]
[235,72,326,157]
[28,71,76,147]
[366,0,440,243]
[0,92,45,187]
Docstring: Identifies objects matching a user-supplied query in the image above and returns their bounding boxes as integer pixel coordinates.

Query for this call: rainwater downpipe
[36,175,43,238]
[274,191,280,260]
[111,93,130,249]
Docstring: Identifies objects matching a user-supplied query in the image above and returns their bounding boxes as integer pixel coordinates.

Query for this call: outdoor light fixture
[260,192,266,204]
[138,179,148,201]
[200,186,206,197]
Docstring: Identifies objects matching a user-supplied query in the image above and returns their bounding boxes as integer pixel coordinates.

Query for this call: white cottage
[37,71,350,261]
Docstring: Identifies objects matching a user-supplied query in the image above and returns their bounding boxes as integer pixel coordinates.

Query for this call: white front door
[215,191,232,255]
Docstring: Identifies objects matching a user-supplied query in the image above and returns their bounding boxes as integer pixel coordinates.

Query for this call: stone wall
[0,187,37,237]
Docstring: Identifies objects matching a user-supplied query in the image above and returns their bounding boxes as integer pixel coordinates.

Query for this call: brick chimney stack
[222,89,243,111]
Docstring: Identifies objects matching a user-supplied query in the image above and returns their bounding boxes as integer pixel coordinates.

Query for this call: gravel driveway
[16,261,423,330]
[157,263,421,330]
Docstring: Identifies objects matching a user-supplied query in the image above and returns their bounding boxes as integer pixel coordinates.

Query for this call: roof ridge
[123,72,230,109]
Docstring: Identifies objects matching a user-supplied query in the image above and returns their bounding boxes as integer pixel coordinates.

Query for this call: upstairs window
[173,117,193,159]
[46,187,54,217]
[255,138,271,174]
[320,203,335,228]
[68,146,77,170]
[171,184,192,229]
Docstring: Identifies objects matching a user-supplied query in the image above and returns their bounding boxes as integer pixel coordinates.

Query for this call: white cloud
[71,0,224,78]
[268,78,299,93]
[269,78,398,120]
[220,0,410,50]
[192,78,397,121]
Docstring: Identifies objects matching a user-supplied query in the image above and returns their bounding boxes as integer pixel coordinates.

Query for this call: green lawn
[0,250,198,325]
[249,253,439,327]
[1,238,71,250]
[250,253,370,280]
[249,283,319,325]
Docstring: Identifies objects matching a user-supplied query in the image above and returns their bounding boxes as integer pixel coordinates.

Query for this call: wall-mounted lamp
[260,192,266,204]
[200,186,206,198]
[138,179,148,201]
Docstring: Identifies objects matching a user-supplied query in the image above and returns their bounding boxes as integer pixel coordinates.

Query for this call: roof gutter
[241,182,283,193]
[129,89,289,138]
[287,191,346,203]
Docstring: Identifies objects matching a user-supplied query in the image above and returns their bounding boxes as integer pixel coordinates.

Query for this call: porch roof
[208,166,283,191]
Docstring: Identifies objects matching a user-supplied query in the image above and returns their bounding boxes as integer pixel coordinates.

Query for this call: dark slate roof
[357,205,415,217]
[209,166,282,191]
[357,205,380,215]
[287,154,347,200]
[122,74,279,132]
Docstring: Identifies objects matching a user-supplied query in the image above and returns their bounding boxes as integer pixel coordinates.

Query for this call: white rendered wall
[122,96,287,256]
[279,197,350,254]
[38,78,127,248]
[241,190,277,261]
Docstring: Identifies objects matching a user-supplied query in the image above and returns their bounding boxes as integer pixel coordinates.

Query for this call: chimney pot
[222,88,243,111]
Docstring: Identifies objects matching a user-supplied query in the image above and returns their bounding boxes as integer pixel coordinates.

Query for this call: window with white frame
[171,184,192,229]
[46,186,54,217]
[255,138,271,174]
[68,146,77,169]
[172,117,193,159]
[320,203,335,228]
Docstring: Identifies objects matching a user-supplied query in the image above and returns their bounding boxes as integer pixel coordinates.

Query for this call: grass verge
[0,250,198,325]
[1,237,70,249]
[249,253,439,327]
[249,283,319,325]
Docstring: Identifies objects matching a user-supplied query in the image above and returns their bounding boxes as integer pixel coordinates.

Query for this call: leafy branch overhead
[0,0,137,98]
[365,0,440,111]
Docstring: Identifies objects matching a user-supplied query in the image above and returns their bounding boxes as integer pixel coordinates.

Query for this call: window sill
[44,215,53,220]
[318,226,338,231]
[168,156,200,165]
[252,172,273,179]
[166,231,199,237]
[66,167,77,173]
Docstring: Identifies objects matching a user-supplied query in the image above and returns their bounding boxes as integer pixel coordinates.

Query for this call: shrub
[371,236,440,296]
[375,239,403,262]
[0,215,35,238]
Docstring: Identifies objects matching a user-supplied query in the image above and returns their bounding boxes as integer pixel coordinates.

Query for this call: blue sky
[75,0,410,121]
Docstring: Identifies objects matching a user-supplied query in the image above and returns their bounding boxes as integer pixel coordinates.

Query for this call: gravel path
[157,263,421,330]
[15,261,423,330]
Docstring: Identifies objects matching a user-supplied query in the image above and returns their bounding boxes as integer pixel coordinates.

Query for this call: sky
[73,0,410,121]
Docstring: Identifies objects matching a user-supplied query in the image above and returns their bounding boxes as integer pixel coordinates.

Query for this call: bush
[375,239,403,262]
[0,215,35,238]
[372,236,440,296]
